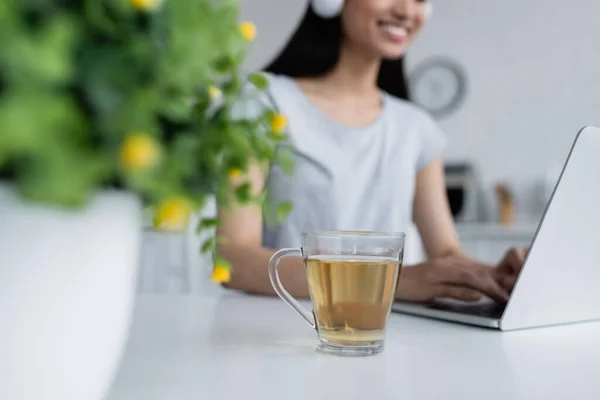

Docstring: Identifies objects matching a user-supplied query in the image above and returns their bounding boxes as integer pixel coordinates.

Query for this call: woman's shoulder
[382,93,448,169]
[382,92,437,128]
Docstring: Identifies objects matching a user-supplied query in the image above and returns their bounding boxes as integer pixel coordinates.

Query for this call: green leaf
[267,131,286,143]
[215,183,232,209]
[212,56,234,74]
[264,109,278,122]
[201,237,216,254]
[196,217,221,233]
[4,13,81,86]
[214,256,231,271]
[276,201,293,222]
[235,182,252,204]
[249,73,269,90]
[276,146,295,175]
[262,199,275,227]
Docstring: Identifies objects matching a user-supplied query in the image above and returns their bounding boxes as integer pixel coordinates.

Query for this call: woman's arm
[411,158,524,279]
[396,158,509,303]
[216,163,310,298]
[412,158,465,259]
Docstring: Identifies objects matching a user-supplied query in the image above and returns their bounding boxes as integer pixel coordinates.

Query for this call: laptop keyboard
[426,300,506,319]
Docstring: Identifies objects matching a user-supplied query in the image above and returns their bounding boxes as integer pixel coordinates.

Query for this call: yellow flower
[208,85,222,101]
[212,263,231,283]
[120,132,161,172]
[129,0,161,11]
[228,168,243,180]
[239,21,257,41]
[153,197,193,232]
[270,114,288,134]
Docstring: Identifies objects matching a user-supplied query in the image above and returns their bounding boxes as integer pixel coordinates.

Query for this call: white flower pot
[0,184,141,400]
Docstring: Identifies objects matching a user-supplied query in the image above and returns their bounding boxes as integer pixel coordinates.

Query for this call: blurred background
[139,0,600,293]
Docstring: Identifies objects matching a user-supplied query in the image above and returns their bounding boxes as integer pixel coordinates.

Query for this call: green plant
[0,0,293,280]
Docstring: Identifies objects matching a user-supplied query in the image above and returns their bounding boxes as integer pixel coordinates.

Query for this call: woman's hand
[396,256,510,303]
[493,247,528,292]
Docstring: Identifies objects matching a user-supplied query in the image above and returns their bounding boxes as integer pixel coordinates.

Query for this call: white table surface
[107,292,600,400]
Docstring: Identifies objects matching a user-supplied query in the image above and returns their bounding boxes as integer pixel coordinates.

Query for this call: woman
[218,0,525,302]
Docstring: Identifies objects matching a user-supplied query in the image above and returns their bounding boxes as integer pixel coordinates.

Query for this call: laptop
[392,126,600,331]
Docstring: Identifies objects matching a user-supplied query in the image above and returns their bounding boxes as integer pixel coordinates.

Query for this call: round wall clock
[409,57,468,119]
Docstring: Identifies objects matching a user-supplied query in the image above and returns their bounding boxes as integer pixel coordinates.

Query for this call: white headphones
[312,0,433,20]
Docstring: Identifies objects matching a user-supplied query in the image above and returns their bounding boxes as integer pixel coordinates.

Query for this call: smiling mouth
[377,22,410,42]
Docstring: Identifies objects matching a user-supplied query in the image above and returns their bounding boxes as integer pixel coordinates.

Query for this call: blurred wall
[408,0,600,185]
[239,0,309,72]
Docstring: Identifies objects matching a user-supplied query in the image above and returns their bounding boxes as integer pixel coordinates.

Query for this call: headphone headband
[311,0,344,19]
[311,0,433,20]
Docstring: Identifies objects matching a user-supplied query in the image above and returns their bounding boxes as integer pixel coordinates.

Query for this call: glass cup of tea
[268,230,405,357]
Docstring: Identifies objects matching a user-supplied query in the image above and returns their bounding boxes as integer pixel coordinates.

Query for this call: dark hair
[264,5,410,101]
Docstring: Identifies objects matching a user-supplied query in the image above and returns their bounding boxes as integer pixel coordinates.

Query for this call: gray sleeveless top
[236,73,447,250]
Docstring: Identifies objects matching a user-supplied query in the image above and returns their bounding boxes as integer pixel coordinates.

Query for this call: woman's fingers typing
[494,247,528,291]
[435,285,482,302]
[498,247,526,274]
[507,248,525,271]
[435,261,509,303]
[397,256,512,303]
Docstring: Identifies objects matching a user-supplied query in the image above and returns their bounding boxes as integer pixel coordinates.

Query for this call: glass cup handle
[268,248,316,329]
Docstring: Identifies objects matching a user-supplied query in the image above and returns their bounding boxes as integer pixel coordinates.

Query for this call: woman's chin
[376,45,408,60]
